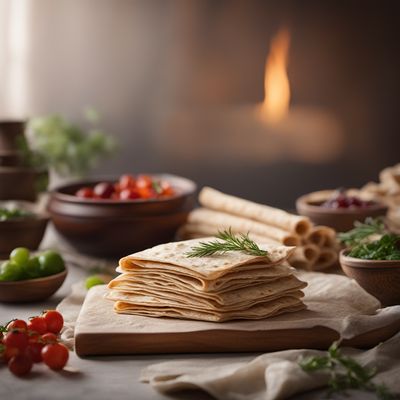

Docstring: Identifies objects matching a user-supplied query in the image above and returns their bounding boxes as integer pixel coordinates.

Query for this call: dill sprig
[300,342,397,400]
[186,228,269,258]
[338,217,386,246]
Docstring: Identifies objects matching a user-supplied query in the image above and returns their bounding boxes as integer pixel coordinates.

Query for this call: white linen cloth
[141,332,400,400]
[57,271,400,400]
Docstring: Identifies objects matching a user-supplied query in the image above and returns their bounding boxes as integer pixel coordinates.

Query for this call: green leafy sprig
[348,234,400,260]
[186,228,269,258]
[300,342,397,400]
[24,109,117,177]
[0,208,33,221]
[338,217,386,246]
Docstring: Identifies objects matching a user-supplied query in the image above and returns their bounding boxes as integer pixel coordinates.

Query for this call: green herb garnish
[186,228,269,258]
[0,208,33,221]
[348,234,400,260]
[300,342,397,400]
[152,180,163,195]
[339,217,386,246]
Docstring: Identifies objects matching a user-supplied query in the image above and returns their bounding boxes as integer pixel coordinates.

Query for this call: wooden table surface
[0,225,395,400]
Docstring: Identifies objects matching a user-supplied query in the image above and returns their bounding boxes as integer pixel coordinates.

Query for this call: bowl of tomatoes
[48,173,197,257]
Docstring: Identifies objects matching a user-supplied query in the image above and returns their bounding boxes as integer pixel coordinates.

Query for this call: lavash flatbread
[120,238,294,279]
[114,262,295,292]
[199,187,312,236]
[113,295,306,322]
[108,238,306,322]
[107,275,306,308]
[188,208,301,246]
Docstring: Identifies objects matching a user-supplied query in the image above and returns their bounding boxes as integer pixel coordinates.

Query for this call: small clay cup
[296,190,388,232]
[340,250,400,306]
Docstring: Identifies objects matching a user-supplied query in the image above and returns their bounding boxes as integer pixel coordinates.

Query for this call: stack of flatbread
[179,187,339,271]
[106,239,307,322]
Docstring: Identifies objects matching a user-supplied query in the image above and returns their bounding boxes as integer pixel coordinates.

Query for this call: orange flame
[260,28,291,123]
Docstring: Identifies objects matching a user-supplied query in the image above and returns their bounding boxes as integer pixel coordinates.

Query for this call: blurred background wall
[0,0,399,208]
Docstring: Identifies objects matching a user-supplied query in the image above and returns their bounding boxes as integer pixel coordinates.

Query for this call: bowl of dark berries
[296,189,388,232]
[339,218,400,306]
[48,173,197,258]
[0,247,67,303]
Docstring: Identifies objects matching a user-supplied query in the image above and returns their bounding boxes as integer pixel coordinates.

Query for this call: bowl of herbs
[339,217,400,306]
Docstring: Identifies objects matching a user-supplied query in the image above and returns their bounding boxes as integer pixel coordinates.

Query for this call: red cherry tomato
[42,310,64,334]
[3,347,20,362]
[8,354,33,376]
[3,331,28,351]
[6,319,28,332]
[119,188,140,200]
[138,187,156,199]
[119,174,136,190]
[41,343,69,370]
[136,175,153,189]
[41,332,58,344]
[28,333,41,344]
[26,342,44,363]
[160,181,174,196]
[27,316,47,335]
[94,182,115,199]
[76,187,94,199]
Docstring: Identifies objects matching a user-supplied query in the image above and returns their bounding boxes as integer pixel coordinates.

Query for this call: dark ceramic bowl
[296,190,388,232]
[0,269,67,303]
[0,151,22,167]
[48,174,197,258]
[0,167,48,201]
[0,120,26,153]
[0,214,49,258]
[340,250,400,306]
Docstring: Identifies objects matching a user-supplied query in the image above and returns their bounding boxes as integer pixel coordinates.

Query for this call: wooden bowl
[0,151,22,167]
[296,190,388,232]
[48,174,197,258]
[0,214,49,258]
[0,120,26,153]
[0,167,48,201]
[339,250,400,306]
[0,269,67,303]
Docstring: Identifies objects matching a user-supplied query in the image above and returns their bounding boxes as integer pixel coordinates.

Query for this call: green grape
[10,247,30,267]
[23,256,41,279]
[0,261,24,281]
[38,251,65,277]
[85,275,105,289]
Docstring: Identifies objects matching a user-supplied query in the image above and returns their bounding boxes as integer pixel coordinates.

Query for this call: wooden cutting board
[74,286,400,357]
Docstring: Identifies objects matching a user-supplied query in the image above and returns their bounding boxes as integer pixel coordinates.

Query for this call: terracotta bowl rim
[0,268,67,286]
[339,249,400,269]
[296,192,387,215]
[50,173,197,205]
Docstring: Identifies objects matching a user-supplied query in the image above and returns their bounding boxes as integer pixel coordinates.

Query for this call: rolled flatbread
[188,208,301,246]
[199,187,312,236]
[180,222,280,246]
